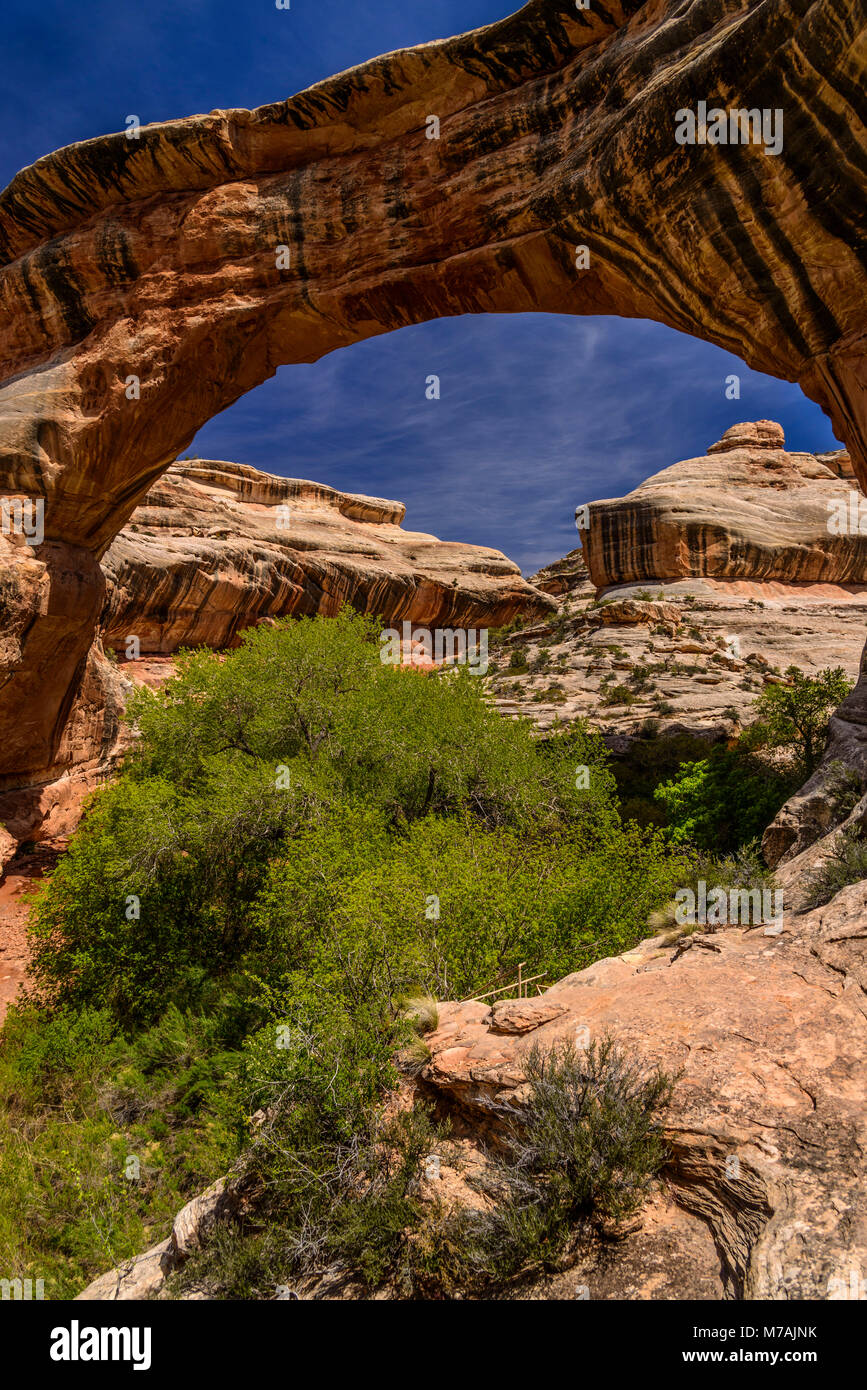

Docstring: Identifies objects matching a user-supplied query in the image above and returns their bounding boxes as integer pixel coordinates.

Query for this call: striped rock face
[581,422,867,588]
[0,0,865,783]
[100,459,553,655]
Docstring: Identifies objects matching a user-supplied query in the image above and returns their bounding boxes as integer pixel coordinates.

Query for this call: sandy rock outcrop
[100,459,552,654]
[527,547,594,599]
[492,428,867,743]
[580,424,867,589]
[0,0,864,791]
[491,577,867,742]
[419,887,867,1300]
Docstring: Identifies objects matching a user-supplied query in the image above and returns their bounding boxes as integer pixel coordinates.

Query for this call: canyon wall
[0,0,865,793]
[101,459,551,654]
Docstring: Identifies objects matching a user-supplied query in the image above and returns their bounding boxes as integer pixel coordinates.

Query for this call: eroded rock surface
[580,423,867,589]
[491,428,867,744]
[420,887,867,1300]
[0,0,865,788]
[101,459,551,654]
[491,576,867,743]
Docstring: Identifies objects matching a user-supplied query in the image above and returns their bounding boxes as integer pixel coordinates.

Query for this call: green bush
[1,608,710,1297]
[654,747,798,852]
[28,612,617,1026]
[741,666,852,778]
[802,826,867,909]
[601,684,635,707]
[457,1037,674,1282]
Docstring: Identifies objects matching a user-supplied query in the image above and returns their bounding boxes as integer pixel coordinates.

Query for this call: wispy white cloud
[193,313,839,574]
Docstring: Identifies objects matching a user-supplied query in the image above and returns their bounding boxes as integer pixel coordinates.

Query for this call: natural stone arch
[0,0,865,787]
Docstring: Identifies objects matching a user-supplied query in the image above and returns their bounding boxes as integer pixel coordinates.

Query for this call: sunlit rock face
[420,878,867,1300]
[100,458,553,655]
[580,424,867,589]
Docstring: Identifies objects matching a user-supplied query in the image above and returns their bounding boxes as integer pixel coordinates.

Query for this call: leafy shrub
[802,826,867,909]
[3,608,710,1297]
[654,747,798,852]
[170,992,439,1298]
[741,667,852,777]
[28,613,620,1025]
[532,682,567,704]
[601,684,635,707]
[457,1037,674,1281]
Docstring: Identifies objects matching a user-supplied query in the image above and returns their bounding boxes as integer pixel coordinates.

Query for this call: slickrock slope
[419,884,867,1300]
[491,576,867,742]
[0,0,865,789]
[101,459,551,654]
[492,427,867,742]
[580,421,867,589]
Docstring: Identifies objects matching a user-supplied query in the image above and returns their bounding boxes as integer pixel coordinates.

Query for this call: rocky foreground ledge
[418,876,867,1300]
[75,871,867,1302]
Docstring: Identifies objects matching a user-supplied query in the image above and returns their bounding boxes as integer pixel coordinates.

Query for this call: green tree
[653,748,797,851]
[2,608,710,1299]
[26,610,625,1024]
[741,666,852,777]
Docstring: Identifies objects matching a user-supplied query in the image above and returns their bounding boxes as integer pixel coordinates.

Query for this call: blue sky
[1,0,841,573]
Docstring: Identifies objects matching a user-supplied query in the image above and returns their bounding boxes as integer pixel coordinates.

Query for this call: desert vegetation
[2,620,843,1300]
[0,609,737,1297]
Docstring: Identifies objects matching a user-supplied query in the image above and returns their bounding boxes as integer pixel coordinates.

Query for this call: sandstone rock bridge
[0,0,865,799]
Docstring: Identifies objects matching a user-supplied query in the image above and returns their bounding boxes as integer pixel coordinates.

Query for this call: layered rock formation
[580,421,867,589]
[493,425,867,742]
[0,462,549,858]
[0,0,865,794]
[101,459,551,654]
[0,637,129,870]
